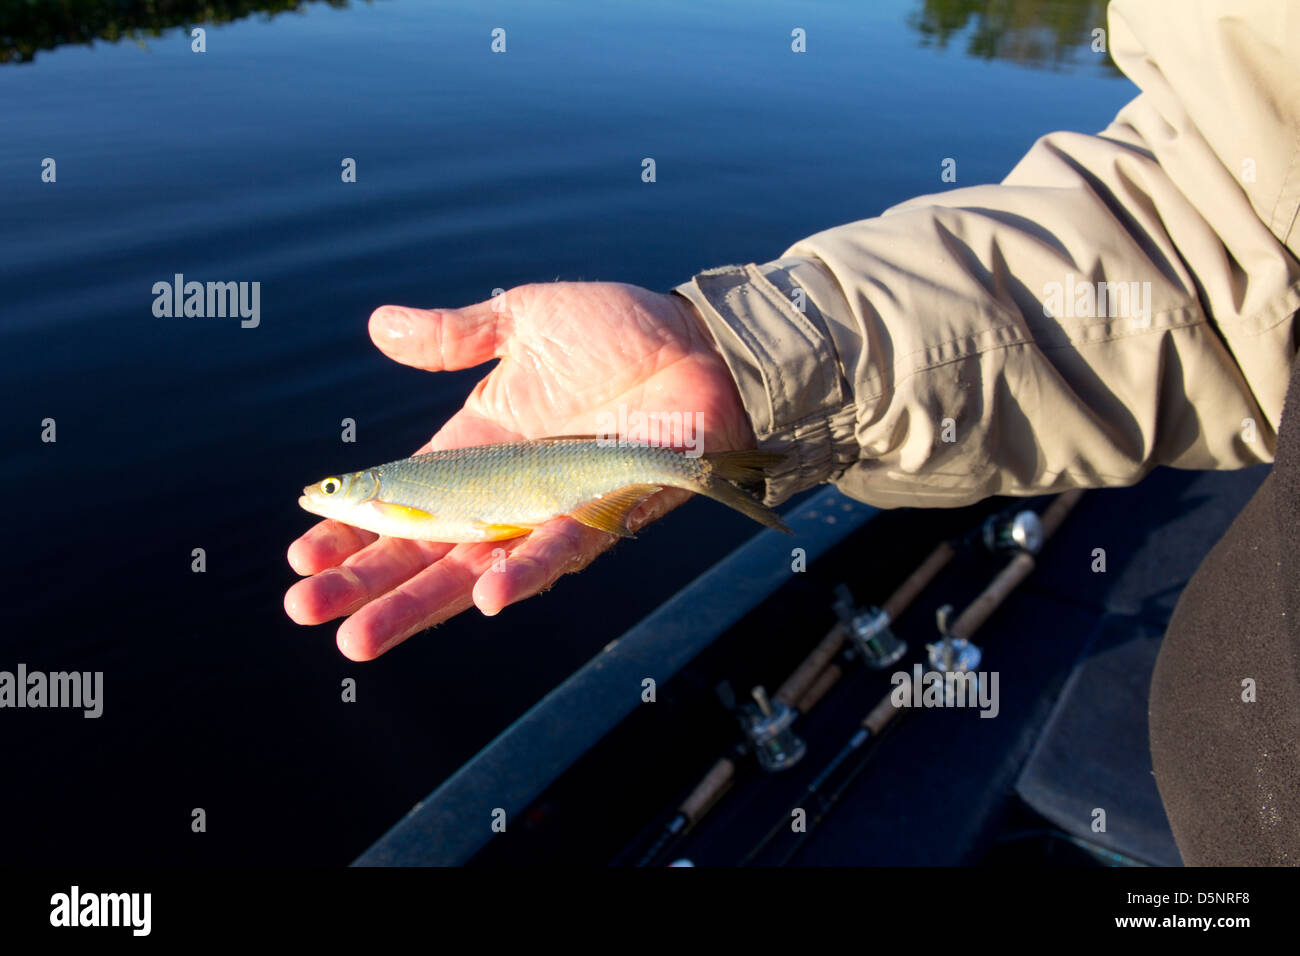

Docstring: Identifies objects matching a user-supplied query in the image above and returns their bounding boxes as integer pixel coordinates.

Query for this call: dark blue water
[1,0,1133,864]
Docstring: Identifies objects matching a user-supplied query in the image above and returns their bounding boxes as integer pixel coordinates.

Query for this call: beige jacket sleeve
[673,0,1300,509]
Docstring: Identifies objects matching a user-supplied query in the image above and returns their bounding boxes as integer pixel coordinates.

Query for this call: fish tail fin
[703,449,787,485]
[700,449,792,534]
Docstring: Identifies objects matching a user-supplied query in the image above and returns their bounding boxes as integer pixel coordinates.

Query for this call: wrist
[660,289,756,451]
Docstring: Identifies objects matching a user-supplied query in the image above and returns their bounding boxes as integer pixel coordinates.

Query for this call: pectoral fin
[568,484,662,538]
[472,522,533,541]
[366,500,435,522]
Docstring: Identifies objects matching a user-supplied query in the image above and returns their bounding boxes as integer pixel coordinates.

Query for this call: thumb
[368,292,514,371]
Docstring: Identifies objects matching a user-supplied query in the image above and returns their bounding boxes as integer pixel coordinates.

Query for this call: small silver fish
[299,438,791,542]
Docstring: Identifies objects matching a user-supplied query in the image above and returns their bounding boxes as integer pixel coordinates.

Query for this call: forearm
[675,0,1300,509]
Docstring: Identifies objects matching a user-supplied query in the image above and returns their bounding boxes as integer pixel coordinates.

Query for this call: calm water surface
[1,0,1132,863]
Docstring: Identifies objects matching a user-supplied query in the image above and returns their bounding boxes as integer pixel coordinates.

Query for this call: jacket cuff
[672,262,862,504]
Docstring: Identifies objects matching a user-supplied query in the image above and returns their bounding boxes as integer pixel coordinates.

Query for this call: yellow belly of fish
[358,500,536,542]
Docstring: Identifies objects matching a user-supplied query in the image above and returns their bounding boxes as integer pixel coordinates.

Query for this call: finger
[471,517,610,616]
[335,541,513,661]
[472,489,691,615]
[369,295,514,372]
[287,519,380,575]
[284,536,455,626]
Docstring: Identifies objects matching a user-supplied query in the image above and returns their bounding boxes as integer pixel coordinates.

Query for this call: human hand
[283,281,753,661]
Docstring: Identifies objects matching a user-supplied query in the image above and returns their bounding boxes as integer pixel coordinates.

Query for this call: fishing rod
[774,539,958,708]
[632,539,957,867]
[633,503,1039,867]
[741,489,1084,866]
[776,505,1045,714]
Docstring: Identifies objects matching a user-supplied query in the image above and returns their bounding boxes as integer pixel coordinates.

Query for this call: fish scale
[299,438,792,542]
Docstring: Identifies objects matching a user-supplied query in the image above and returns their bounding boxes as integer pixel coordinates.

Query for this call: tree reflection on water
[3,0,1122,72]
[1,0,360,64]
[908,0,1121,73]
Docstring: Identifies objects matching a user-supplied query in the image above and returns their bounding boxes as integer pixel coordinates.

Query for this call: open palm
[284,281,752,661]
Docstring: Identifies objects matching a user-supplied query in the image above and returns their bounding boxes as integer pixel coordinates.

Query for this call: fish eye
[321,477,342,495]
